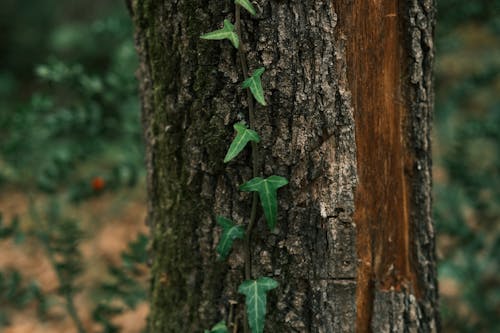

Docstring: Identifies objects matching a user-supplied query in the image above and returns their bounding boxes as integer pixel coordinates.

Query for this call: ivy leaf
[216,217,245,260]
[224,122,261,163]
[238,277,278,333]
[235,0,257,16]
[239,176,288,230]
[200,20,239,49]
[205,320,228,333]
[242,67,266,106]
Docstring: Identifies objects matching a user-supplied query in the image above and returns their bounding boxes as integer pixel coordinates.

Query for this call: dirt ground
[0,186,149,333]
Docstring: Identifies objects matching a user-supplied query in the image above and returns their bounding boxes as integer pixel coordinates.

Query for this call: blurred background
[433,1,500,332]
[0,1,148,332]
[0,0,498,332]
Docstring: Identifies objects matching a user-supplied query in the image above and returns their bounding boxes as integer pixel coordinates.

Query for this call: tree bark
[129,0,439,332]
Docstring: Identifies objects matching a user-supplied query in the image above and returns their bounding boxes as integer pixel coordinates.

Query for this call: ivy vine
[200,1,288,332]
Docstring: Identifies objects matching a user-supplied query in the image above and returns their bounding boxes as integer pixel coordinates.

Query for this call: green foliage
[240,176,288,230]
[216,216,245,260]
[97,234,148,308]
[0,214,23,242]
[204,320,228,333]
[224,123,260,163]
[200,20,239,49]
[235,0,257,16]
[0,2,146,332]
[242,67,267,106]
[121,233,149,271]
[437,0,499,35]
[0,270,47,327]
[434,107,500,333]
[238,277,278,333]
[68,163,138,203]
[92,303,123,333]
[41,202,84,294]
[92,234,148,333]
[1,202,148,332]
[0,10,142,191]
[435,1,500,331]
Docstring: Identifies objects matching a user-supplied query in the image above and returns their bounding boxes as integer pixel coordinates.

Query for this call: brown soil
[0,186,149,333]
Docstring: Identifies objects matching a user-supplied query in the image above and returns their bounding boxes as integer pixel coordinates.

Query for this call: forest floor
[0,186,149,333]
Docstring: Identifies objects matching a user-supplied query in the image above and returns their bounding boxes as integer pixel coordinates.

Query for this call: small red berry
[91,177,106,192]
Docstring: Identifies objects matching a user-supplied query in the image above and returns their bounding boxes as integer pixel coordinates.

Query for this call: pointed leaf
[235,0,257,16]
[205,320,228,333]
[216,217,245,260]
[242,67,266,106]
[224,123,261,163]
[239,176,288,229]
[238,277,278,333]
[200,20,239,49]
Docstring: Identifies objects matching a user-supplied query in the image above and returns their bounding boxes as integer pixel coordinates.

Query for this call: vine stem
[235,4,259,283]
[235,5,259,333]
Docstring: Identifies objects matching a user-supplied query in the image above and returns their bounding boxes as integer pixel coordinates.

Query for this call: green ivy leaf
[239,176,288,230]
[242,67,266,106]
[200,20,239,49]
[224,123,261,163]
[235,0,257,16]
[205,320,229,333]
[238,277,278,333]
[216,217,245,260]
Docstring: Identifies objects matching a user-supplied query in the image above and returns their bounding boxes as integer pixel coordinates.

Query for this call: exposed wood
[334,1,416,331]
[336,0,438,331]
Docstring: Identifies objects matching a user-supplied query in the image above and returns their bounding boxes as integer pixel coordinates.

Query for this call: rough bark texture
[129,0,438,332]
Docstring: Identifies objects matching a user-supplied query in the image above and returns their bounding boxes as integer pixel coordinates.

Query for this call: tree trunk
[129,0,439,332]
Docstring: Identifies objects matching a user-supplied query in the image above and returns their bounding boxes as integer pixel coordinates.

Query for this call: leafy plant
[201,20,239,49]
[434,2,500,331]
[216,217,245,260]
[0,4,147,332]
[242,67,267,106]
[31,200,86,333]
[235,0,257,16]
[0,214,22,242]
[1,203,148,333]
[0,11,142,191]
[0,270,47,327]
[204,321,229,333]
[240,176,288,230]
[201,1,287,332]
[92,233,148,333]
[238,278,278,333]
[224,123,260,163]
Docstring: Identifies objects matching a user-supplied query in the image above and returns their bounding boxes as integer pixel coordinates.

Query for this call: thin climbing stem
[235,5,259,333]
[235,4,259,282]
